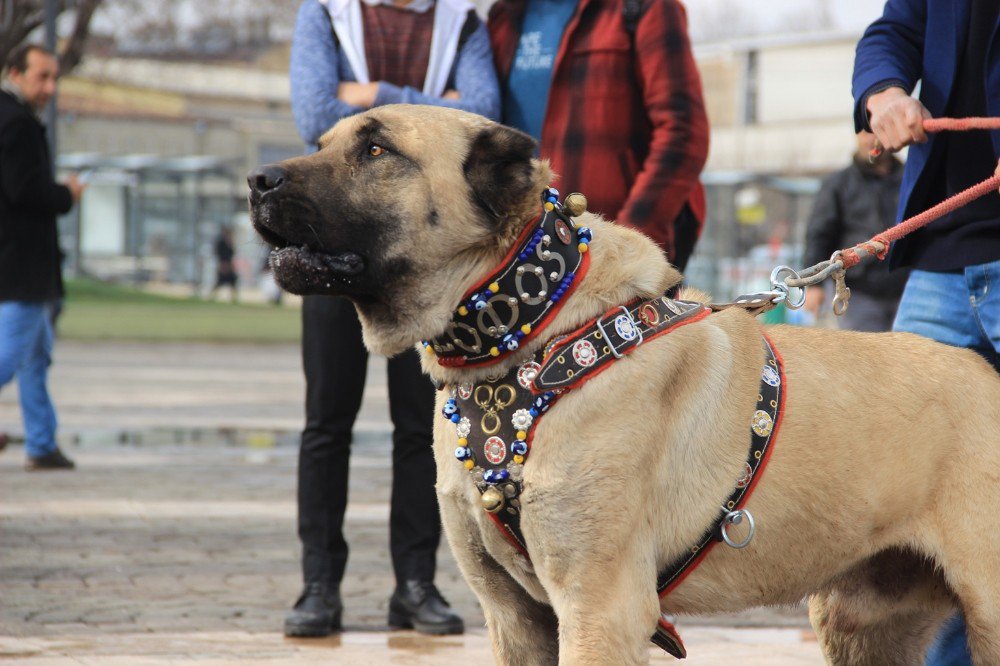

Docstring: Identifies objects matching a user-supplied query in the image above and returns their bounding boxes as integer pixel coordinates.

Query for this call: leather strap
[655,334,785,597]
[533,296,710,392]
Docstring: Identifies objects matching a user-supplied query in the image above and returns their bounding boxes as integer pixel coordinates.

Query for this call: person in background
[283,0,499,639]
[854,1,1000,662]
[210,225,239,303]
[803,132,908,331]
[488,0,709,273]
[0,43,85,471]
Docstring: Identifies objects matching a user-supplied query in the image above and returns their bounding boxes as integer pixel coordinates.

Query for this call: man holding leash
[488,0,709,272]
[854,0,1000,662]
[284,0,499,638]
[0,43,84,472]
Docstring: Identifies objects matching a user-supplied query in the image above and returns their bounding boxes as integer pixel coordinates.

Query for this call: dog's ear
[463,124,538,228]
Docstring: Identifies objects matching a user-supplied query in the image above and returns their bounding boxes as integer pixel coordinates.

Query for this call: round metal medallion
[554,218,572,245]
[456,417,471,438]
[614,314,639,341]
[572,339,598,367]
[751,410,774,437]
[457,382,473,400]
[517,361,541,389]
[761,365,781,387]
[484,436,507,464]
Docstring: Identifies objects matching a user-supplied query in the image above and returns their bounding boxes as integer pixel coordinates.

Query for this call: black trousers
[298,295,439,588]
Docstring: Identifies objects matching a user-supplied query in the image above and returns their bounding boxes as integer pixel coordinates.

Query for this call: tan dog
[249,105,1000,665]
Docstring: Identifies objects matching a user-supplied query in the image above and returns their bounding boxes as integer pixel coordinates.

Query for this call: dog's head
[248,105,550,355]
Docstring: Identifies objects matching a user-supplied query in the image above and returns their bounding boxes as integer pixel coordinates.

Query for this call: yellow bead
[424,345,434,354]
[488,282,500,293]
[489,347,500,357]
[578,242,589,253]
[457,305,468,316]
[457,437,468,446]
[464,459,475,470]
[544,201,555,212]
[520,324,531,335]
[516,431,527,440]
[513,455,524,464]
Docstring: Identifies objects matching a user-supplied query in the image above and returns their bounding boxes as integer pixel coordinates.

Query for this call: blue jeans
[893,259,1000,666]
[894,259,1000,373]
[0,301,59,458]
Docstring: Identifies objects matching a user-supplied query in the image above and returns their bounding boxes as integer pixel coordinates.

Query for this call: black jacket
[0,90,72,301]
[804,156,909,300]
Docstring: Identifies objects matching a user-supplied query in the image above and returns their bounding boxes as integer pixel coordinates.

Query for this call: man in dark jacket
[488,0,709,272]
[0,43,84,471]
[803,132,908,331]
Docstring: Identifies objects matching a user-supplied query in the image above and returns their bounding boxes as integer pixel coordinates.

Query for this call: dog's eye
[367,143,386,157]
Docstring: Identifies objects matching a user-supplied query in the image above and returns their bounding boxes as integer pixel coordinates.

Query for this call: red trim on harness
[658,332,786,599]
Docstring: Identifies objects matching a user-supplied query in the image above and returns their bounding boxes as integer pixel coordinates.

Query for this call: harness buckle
[720,508,755,549]
[595,306,643,359]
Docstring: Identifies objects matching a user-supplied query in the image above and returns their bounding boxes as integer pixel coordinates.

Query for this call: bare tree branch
[59,0,101,73]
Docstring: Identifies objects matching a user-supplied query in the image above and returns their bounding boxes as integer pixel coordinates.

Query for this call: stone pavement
[0,341,822,664]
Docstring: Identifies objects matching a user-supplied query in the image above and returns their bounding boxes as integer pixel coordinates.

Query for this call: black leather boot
[388,580,464,635]
[284,582,343,637]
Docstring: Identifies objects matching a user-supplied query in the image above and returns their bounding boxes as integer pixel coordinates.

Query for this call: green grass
[59,279,301,343]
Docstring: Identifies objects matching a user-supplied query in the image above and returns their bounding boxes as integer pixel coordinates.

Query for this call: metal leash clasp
[768,266,806,310]
[720,508,755,549]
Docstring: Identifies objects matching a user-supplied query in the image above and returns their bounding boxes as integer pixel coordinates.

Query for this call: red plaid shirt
[489,0,709,257]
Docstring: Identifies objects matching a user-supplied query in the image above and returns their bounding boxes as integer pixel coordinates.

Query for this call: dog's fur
[250,105,1000,665]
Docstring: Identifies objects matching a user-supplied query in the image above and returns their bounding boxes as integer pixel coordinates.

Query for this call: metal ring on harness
[720,508,755,549]
[769,266,806,310]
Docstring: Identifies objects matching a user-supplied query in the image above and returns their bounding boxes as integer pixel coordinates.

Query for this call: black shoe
[388,580,464,635]
[0,432,7,452]
[284,582,342,637]
[25,447,75,471]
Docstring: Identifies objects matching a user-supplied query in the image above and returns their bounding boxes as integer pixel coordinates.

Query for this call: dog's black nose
[248,165,287,194]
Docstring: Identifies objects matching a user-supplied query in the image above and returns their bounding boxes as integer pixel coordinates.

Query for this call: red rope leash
[841,116,1000,269]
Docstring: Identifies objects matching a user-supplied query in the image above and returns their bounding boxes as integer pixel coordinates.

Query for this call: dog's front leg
[526,500,660,665]
[438,494,559,665]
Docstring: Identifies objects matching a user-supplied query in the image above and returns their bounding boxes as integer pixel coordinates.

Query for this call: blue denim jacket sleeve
[372,19,501,121]
[290,0,364,148]
[852,0,927,132]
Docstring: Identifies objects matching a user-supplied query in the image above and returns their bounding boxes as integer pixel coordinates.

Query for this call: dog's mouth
[253,214,367,297]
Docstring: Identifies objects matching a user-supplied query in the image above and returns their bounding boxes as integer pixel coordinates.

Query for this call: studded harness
[430,190,787,660]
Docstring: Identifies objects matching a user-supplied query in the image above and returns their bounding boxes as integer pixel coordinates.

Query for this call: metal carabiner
[720,508,755,549]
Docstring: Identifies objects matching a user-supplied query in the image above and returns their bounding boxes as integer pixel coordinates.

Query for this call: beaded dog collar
[424,189,592,367]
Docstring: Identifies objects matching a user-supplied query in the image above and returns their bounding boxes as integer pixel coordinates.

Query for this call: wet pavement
[0,341,822,664]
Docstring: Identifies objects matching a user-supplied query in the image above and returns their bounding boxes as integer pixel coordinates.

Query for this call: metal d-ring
[769,266,806,310]
[720,508,755,549]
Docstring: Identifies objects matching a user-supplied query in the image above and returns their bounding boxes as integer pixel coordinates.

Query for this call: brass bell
[564,192,588,217]
[481,486,505,514]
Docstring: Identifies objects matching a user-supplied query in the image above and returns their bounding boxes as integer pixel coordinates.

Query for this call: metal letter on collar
[474,384,516,435]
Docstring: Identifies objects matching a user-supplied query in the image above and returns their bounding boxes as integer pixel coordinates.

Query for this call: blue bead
[515,331,525,340]
[566,272,575,280]
[511,441,527,455]
[474,300,487,311]
[450,414,461,424]
[442,403,457,416]
[455,446,470,459]
[528,407,539,417]
[544,392,555,399]
[483,469,497,483]
[496,469,510,481]
[483,289,493,298]
[550,294,561,303]
[505,339,519,351]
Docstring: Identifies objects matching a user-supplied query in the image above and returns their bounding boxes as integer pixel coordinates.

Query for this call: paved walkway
[0,341,823,664]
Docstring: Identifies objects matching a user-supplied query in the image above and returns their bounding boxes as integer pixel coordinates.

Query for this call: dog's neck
[422,204,682,387]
